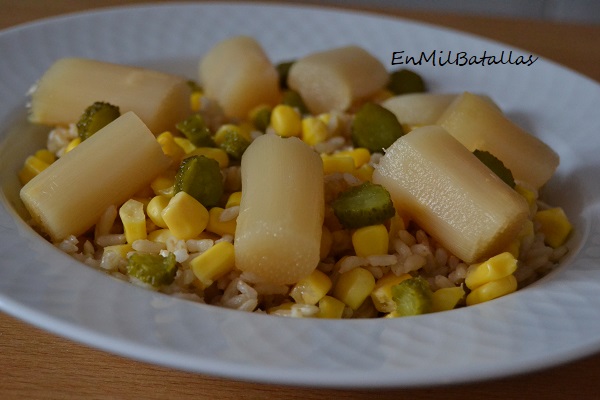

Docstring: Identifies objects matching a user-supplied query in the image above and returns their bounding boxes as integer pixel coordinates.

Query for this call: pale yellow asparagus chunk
[29,58,190,134]
[199,36,280,119]
[287,45,389,114]
[20,112,171,242]
[437,92,559,189]
[372,125,529,263]
[235,133,324,285]
[381,93,458,126]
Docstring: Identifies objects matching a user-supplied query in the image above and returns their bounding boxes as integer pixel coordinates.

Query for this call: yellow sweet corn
[534,207,573,248]
[103,243,133,259]
[147,228,177,243]
[190,91,203,112]
[225,191,242,208]
[370,272,411,313]
[466,274,517,306]
[352,224,389,257]
[190,241,235,289]
[333,267,376,310]
[353,163,374,182]
[119,199,147,244]
[146,195,170,229]
[336,148,371,168]
[64,137,81,154]
[321,154,355,175]
[173,137,196,154]
[206,207,237,237]
[161,191,209,240]
[271,104,302,137]
[515,184,537,215]
[290,269,332,305]
[431,286,465,312]
[317,295,346,319]
[185,147,229,168]
[34,149,56,164]
[18,155,51,185]
[150,171,175,197]
[465,252,518,290]
[157,131,185,163]
[301,116,329,145]
[320,226,333,260]
[267,302,294,315]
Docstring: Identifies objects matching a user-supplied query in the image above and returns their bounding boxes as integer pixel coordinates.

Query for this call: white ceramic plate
[1,2,600,389]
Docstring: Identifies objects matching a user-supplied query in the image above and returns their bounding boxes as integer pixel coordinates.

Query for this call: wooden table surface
[1,1,599,399]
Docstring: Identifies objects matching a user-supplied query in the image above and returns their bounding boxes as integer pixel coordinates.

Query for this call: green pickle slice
[127,252,177,287]
[351,102,404,153]
[174,155,224,207]
[392,276,433,316]
[76,101,121,141]
[331,182,395,229]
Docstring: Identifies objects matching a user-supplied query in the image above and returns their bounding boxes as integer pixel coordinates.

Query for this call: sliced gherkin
[126,252,177,287]
[281,89,309,115]
[387,69,426,95]
[176,114,215,147]
[219,130,251,160]
[331,182,395,229]
[174,155,223,207]
[76,101,120,141]
[392,276,433,316]
[275,60,295,89]
[351,102,404,153]
[473,149,516,188]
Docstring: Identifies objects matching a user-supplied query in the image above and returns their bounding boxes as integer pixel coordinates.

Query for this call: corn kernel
[185,147,229,168]
[370,272,411,313]
[290,269,332,305]
[206,207,237,237]
[225,191,242,208]
[103,243,133,259]
[466,274,517,306]
[333,267,376,310]
[515,184,537,215]
[336,148,371,168]
[150,171,175,197]
[431,286,465,312]
[321,154,355,175]
[190,91,203,112]
[157,131,185,162]
[317,296,346,319]
[173,137,197,154]
[64,137,81,153]
[465,252,517,290]
[271,104,302,137]
[34,149,56,164]
[146,195,170,229]
[119,199,147,244]
[147,228,177,243]
[352,224,389,257]
[534,207,573,248]
[353,163,374,182]
[161,191,209,240]
[301,116,329,145]
[190,241,235,289]
[320,226,333,260]
[18,155,51,185]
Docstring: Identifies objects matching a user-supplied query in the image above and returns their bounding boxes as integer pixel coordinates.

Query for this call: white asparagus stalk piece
[199,36,281,119]
[287,45,389,114]
[437,92,559,189]
[29,58,190,134]
[235,133,324,285]
[20,112,171,242]
[372,125,529,263]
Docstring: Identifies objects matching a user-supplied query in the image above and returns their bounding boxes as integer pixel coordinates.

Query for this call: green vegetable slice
[392,276,433,316]
[331,182,396,229]
[219,129,251,160]
[351,102,404,153]
[275,60,295,89]
[251,106,271,132]
[473,149,516,188]
[76,101,120,141]
[174,155,223,207]
[176,114,215,147]
[387,69,426,95]
[281,89,309,115]
[126,252,177,287]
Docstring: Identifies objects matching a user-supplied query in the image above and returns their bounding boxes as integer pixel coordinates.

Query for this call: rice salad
[18,36,572,319]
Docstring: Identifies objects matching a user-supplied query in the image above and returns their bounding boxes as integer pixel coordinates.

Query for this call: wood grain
[1,1,599,399]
